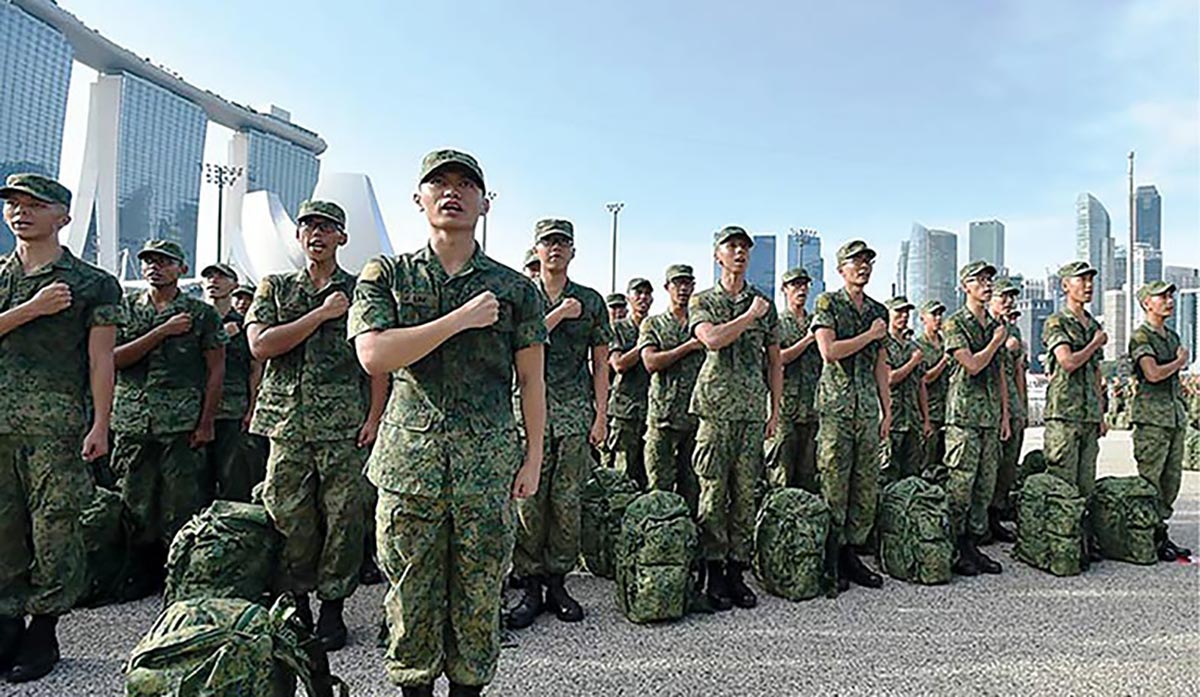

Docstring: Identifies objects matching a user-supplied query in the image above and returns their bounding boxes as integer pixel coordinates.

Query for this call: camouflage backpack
[615,491,698,624]
[752,488,830,601]
[165,500,280,606]
[1014,473,1086,576]
[78,486,134,607]
[878,477,953,585]
[125,596,345,697]
[580,468,642,578]
[1090,476,1159,565]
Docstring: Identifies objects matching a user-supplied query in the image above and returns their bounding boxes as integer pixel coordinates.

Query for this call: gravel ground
[13,428,1200,696]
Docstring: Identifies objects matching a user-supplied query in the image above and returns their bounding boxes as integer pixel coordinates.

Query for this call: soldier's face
[2,193,69,242]
[890,308,910,332]
[609,305,627,323]
[232,294,252,314]
[783,280,809,310]
[203,273,236,300]
[963,274,994,302]
[715,238,751,274]
[537,234,574,273]
[297,218,346,263]
[628,286,653,316]
[666,277,695,308]
[839,253,874,286]
[923,310,944,333]
[991,292,1016,315]
[1063,274,1095,303]
[1144,291,1174,318]
[415,168,486,233]
[141,254,183,288]
[524,262,540,280]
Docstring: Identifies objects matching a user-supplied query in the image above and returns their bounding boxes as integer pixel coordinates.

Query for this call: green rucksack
[580,467,642,579]
[165,501,280,606]
[752,488,830,601]
[1015,473,1086,576]
[615,491,697,624]
[125,596,344,697]
[878,477,953,585]
[78,486,134,607]
[1090,476,1160,565]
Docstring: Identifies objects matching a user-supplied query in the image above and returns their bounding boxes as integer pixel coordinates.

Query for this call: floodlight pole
[203,163,243,263]
[606,202,624,293]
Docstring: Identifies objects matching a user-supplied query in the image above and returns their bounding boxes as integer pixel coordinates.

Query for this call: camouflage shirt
[688,283,779,422]
[114,289,227,435]
[349,245,546,497]
[0,248,123,436]
[916,332,947,425]
[1128,322,1186,428]
[885,332,923,432]
[999,322,1027,422]
[779,309,820,424]
[216,308,251,421]
[1042,308,1102,424]
[942,307,1002,428]
[539,278,612,437]
[811,288,887,422]
[637,311,703,431]
[247,267,367,442]
[607,315,649,422]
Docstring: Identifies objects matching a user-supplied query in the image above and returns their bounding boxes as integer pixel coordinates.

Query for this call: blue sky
[59,0,1199,297]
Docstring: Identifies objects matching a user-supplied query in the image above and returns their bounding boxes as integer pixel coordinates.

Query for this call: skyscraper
[896,240,909,297]
[905,223,958,314]
[1110,245,1127,291]
[1135,185,1161,251]
[1016,297,1054,373]
[1177,289,1198,369]
[785,229,824,310]
[1164,265,1199,291]
[230,113,320,220]
[1075,193,1110,316]
[1103,289,1127,362]
[712,232,775,299]
[968,220,1005,271]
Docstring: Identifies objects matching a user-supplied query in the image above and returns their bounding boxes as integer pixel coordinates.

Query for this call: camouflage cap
[605,292,627,308]
[627,277,653,293]
[200,262,238,282]
[885,295,915,312]
[920,299,946,315]
[1137,280,1177,303]
[780,267,812,286]
[136,239,186,264]
[533,218,574,243]
[1057,260,1098,278]
[232,284,256,298]
[297,200,346,227]
[0,173,71,208]
[665,264,694,283]
[994,277,1020,296]
[523,248,540,269]
[713,225,753,247]
[836,239,876,265]
[959,260,997,282]
[418,149,485,192]
[1008,309,1022,319]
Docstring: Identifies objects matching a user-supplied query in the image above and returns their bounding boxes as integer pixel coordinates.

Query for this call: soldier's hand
[160,312,193,337]
[1005,335,1021,352]
[747,296,771,320]
[868,318,887,340]
[81,424,109,462]
[912,347,924,364]
[357,418,380,449]
[458,290,500,329]
[1000,414,1011,442]
[991,324,1008,344]
[559,298,583,320]
[28,282,72,317]
[1179,347,1190,365]
[765,414,779,441]
[923,419,933,438]
[241,410,254,433]
[512,455,541,499]
[589,414,607,449]
[879,412,892,441]
[190,421,215,449]
[686,338,705,352]
[1099,418,1108,438]
[1093,329,1108,347]
[320,291,350,320]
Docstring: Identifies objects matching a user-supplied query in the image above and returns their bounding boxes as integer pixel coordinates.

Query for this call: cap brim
[890,303,915,312]
[536,231,573,244]
[298,212,344,227]
[667,273,695,282]
[200,264,235,279]
[628,281,653,292]
[232,288,255,296]
[716,232,754,247]
[923,304,946,314]
[0,185,55,204]
[136,250,184,263]
[421,162,485,191]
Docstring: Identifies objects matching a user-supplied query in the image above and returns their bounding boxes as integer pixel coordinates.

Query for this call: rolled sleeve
[810,292,836,331]
[198,305,228,350]
[512,281,547,351]
[349,257,399,340]
[943,316,969,354]
[244,277,278,327]
[688,295,716,336]
[87,275,124,328]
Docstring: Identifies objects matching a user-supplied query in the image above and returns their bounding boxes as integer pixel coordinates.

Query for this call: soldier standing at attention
[764,267,822,492]
[246,200,388,650]
[350,150,545,697]
[0,175,121,683]
[942,261,1009,576]
[690,226,782,611]
[232,284,255,315]
[1042,261,1106,561]
[522,248,540,281]
[916,300,949,470]
[883,296,931,483]
[639,264,704,511]
[112,239,226,591]
[986,278,1023,543]
[509,219,610,628]
[1128,281,1192,561]
[606,292,628,325]
[812,240,889,592]
[607,277,653,488]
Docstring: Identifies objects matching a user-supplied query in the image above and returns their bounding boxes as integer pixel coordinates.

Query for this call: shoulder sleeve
[86,272,124,328]
[588,290,614,347]
[1128,328,1156,362]
[116,295,138,344]
[943,314,969,353]
[512,277,548,351]
[762,299,780,346]
[245,276,278,327]
[348,257,399,340]
[810,292,836,331]
[635,316,659,350]
[198,303,228,350]
[688,293,716,334]
[1042,314,1068,352]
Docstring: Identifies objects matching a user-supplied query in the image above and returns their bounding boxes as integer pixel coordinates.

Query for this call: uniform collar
[415,242,494,280]
[294,264,351,295]
[136,286,188,311]
[6,245,77,278]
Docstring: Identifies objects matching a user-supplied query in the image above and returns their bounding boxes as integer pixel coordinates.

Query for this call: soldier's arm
[693,302,762,350]
[888,349,923,386]
[780,330,815,365]
[918,379,930,427]
[114,320,175,369]
[643,340,702,372]
[513,345,546,498]
[592,343,611,424]
[814,323,882,362]
[1015,356,1028,404]
[609,329,643,374]
[1050,329,1106,374]
[197,347,225,432]
[245,358,263,429]
[84,325,117,453]
[248,302,340,361]
[767,343,783,423]
[365,373,389,426]
[874,344,892,422]
[1137,353,1187,383]
[922,352,949,384]
[951,326,1007,377]
[999,362,1010,425]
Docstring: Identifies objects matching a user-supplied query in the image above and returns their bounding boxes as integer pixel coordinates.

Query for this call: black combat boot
[401,685,435,697]
[543,574,584,622]
[988,508,1017,544]
[1165,529,1192,559]
[704,560,733,611]
[292,593,314,631]
[724,560,758,609]
[506,577,543,629]
[316,598,348,651]
[449,683,484,696]
[840,547,883,588]
[969,537,1002,574]
[824,538,846,597]
[0,616,24,674]
[6,615,59,684]
[1155,527,1177,562]
[952,536,980,576]
[359,554,383,586]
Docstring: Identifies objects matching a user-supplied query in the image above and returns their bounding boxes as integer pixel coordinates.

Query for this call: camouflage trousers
[645,424,699,515]
[0,435,90,617]
[992,418,1026,513]
[764,419,818,493]
[1132,423,1185,530]
[607,417,647,489]
[925,423,946,471]
[208,419,257,502]
[943,425,999,538]
[817,416,880,547]
[693,418,763,563]
[263,438,367,601]
[514,432,589,577]
[112,431,211,549]
[1043,419,1100,499]
[884,429,924,486]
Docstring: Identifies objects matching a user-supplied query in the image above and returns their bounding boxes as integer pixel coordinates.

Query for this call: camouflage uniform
[350,244,545,687]
[209,308,258,501]
[916,331,948,469]
[247,267,369,601]
[884,330,925,483]
[764,309,821,492]
[0,248,122,617]
[992,322,1027,514]
[606,315,649,487]
[638,312,703,513]
[112,289,226,548]
[689,283,779,563]
[1042,308,1102,498]
[1128,320,1187,532]
[513,278,610,577]
[812,288,887,547]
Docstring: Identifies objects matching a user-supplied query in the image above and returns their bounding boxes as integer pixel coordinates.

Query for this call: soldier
[942,260,1009,576]
[606,292,628,325]
[350,149,545,697]
[231,284,255,315]
[607,277,653,488]
[916,300,950,470]
[245,200,388,650]
[0,174,121,683]
[764,267,822,492]
[986,278,1023,542]
[690,226,782,610]
[201,262,263,501]
[509,218,610,628]
[883,296,931,483]
[639,264,705,511]
[522,248,540,280]
[812,240,889,592]
[1042,261,1106,561]
[112,239,226,591]
[1128,281,1192,561]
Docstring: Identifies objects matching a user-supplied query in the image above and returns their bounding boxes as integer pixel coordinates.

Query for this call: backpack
[877,477,953,585]
[580,467,642,579]
[615,491,698,624]
[1184,428,1199,471]
[78,486,134,607]
[125,596,345,697]
[1090,476,1160,565]
[752,488,830,601]
[1014,473,1086,576]
[1009,449,1049,512]
[165,501,280,606]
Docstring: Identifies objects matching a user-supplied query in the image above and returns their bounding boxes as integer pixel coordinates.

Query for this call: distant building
[229,113,320,222]
[1075,193,1110,317]
[1022,277,1047,301]
[1177,289,1199,368]
[1135,185,1161,251]
[713,232,775,298]
[1016,297,1054,373]
[1131,242,1164,326]
[1110,245,1127,291]
[1164,265,1200,290]
[896,240,909,297]
[968,220,1005,271]
[1103,289,1127,362]
[905,223,958,314]
[785,229,824,311]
